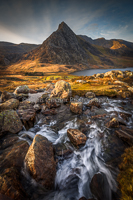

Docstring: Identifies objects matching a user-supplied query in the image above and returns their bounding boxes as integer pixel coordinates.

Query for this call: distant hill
[0,42,40,67]
[1,22,133,74]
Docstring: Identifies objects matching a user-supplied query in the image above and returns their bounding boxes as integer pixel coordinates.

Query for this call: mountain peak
[57,21,74,34]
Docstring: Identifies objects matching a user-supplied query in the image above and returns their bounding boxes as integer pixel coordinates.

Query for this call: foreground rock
[51,80,72,99]
[115,127,133,146]
[18,101,36,130]
[70,102,83,114]
[1,91,16,102]
[14,85,30,94]
[106,118,119,128]
[87,98,101,108]
[0,98,19,111]
[90,173,111,200]
[85,92,96,99]
[67,129,87,147]
[25,135,56,189]
[0,110,23,137]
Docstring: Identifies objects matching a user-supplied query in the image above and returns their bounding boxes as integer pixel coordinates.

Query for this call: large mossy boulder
[0,110,23,137]
[25,135,56,189]
[67,129,87,147]
[50,80,72,99]
[0,99,19,112]
[18,101,36,130]
[14,85,29,94]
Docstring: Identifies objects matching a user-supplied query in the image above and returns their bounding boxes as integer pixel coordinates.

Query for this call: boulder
[14,85,30,94]
[90,173,111,200]
[115,128,133,146]
[0,110,23,137]
[106,118,119,128]
[0,98,19,111]
[70,102,83,114]
[85,92,96,99]
[67,129,87,147]
[1,91,16,102]
[50,80,72,99]
[33,104,41,112]
[16,93,29,101]
[46,98,61,109]
[25,135,56,189]
[0,134,19,150]
[87,98,101,108]
[0,168,29,200]
[18,101,36,130]
[37,93,49,104]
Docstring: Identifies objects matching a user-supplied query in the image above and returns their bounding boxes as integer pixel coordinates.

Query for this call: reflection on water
[72,67,133,76]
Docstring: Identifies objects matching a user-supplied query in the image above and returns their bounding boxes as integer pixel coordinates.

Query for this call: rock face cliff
[25,22,100,65]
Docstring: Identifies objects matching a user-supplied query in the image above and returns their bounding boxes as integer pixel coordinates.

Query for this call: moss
[117,146,133,200]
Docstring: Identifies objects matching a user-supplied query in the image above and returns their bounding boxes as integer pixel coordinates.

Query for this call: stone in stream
[37,93,49,104]
[0,110,23,137]
[115,127,133,146]
[67,129,87,147]
[14,85,30,94]
[90,173,111,200]
[0,98,19,111]
[85,92,96,99]
[18,101,36,130]
[25,135,56,189]
[86,98,101,108]
[1,91,16,102]
[46,97,61,109]
[70,102,83,114]
[50,80,72,100]
[106,118,119,128]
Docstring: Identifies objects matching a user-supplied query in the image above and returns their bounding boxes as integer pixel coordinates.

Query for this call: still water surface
[72,67,133,76]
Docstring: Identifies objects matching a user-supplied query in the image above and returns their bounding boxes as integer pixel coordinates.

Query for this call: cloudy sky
[0,0,133,44]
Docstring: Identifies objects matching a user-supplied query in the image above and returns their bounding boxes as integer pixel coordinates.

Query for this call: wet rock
[50,80,72,99]
[16,93,29,101]
[54,143,73,157]
[106,118,119,128]
[85,92,96,99]
[36,93,49,104]
[0,133,19,150]
[33,104,41,112]
[0,167,29,200]
[46,97,61,109]
[0,194,14,200]
[83,109,90,115]
[67,129,87,147]
[0,98,19,111]
[25,135,56,189]
[115,128,133,146]
[90,173,111,200]
[18,101,36,130]
[29,89,37,94]
[87,98,101,108]
[0,140,29,172]
[120,112,132,121]
[1,91,16,102]
[0,110,23,137]
[14,85,30,94]
[70,102,83,114]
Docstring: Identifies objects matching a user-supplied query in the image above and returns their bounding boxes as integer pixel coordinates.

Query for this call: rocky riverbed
[0,70,133,200]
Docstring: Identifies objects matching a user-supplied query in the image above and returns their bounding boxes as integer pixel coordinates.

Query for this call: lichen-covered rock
[14,85,29,94]
[106,118,119,128]
[51,80,72,99]
[1,91,16,102]
[87,98,101,108]
[18,101,36,130]
[85,92,96,99]
[0,99,19,111]
[67,129,87,147]
[25,135,56,189]
[0,110,23,137]
[70,102,83,114]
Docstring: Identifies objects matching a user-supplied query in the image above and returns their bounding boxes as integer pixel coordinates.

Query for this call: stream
[18,96,133,200]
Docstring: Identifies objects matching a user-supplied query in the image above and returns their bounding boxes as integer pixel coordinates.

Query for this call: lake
[72,67,133,76]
